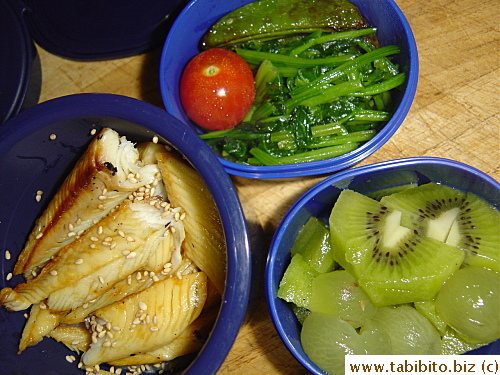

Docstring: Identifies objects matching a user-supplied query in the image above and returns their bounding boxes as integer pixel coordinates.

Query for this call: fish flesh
[14,128,160,279]
[82,271,207,366]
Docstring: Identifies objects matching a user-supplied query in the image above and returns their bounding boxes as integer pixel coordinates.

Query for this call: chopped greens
[199,28,405,166]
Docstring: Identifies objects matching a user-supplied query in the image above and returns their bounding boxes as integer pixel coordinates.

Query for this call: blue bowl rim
[265,156,500,373]
[160,0,420,179]
[0,93,252,375]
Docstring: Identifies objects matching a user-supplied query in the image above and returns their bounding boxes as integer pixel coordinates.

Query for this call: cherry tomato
[180,48,256,131]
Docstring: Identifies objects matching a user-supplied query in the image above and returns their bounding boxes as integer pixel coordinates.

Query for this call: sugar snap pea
[202,0,370,48]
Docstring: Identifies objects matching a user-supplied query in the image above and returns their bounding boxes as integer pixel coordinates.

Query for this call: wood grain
[34,0,499,372]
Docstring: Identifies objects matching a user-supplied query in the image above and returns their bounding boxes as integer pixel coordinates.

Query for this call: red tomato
[180,48,256,131]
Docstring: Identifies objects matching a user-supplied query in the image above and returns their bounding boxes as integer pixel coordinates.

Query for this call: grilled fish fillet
[60,239,194,326]
[0,199,174,312]
[108,305,217,366]
[14,128,160,278]
[49,325,91,353]
[157,149,227,295]
[82,271,207,366]
[18,303,64,353]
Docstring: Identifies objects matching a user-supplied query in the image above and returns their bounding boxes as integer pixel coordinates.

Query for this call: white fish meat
[14,128,160,278]
[157,149,226,295]
[82,271,207,366]
[0,199,173,312]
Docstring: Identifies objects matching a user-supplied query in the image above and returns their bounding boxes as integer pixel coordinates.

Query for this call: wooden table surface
[34,0,499,373]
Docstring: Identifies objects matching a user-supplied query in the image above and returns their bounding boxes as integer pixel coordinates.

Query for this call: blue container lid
[0,0,33,125]
[22,0,182,59]
[0,0,182,124]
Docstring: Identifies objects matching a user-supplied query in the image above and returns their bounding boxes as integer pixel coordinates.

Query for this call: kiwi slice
[291,217,336,273]
[277,253,319,309]
[381,182,500,272]
[329,189,465,306]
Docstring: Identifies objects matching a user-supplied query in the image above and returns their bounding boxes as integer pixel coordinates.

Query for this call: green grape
[435,267,500,344]
[363,305,441,354]
[309,270,377,328]
[301,312,391,375]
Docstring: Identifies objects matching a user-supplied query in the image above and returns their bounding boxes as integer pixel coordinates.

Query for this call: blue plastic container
[0,93,251,375]
[266,157,499,374]
[160,0,419,178]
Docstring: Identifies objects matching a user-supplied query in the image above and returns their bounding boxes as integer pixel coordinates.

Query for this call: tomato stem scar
[204,65,220,77]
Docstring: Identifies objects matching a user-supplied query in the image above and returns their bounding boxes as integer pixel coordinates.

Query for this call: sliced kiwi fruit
[381,182,500,272]
[329,189,465,306]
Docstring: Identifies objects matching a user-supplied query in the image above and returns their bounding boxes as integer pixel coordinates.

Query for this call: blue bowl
[266,157,500,374]
[159,0,419,179]
[0,94,251,375]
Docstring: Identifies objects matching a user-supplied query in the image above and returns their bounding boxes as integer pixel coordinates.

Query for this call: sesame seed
[75,258,83,265]
[82,303,89,309]
[102,188,108,195]
[98,276,104,284]
[98,195,106,200]
[90,237,99,242]
[67,231,76,237]
[35,232,43,239]
[89,244,96,249]
[39,301,48,310]
[153,315,158,325]
[90,128,97,135]
[138,301,147,311]
[180,212,186,220]
[152,135,159,144]
[110,241,117,249]
[6,272,12,281]
[136,273,142,281]
[98,204,104,210]
[31,270,37,277]
[122,250,130,256]
[112,326,121,332]
[129,177,138,184]
[126,236,135,242]
[98,331,106,338]
[132,318,141,325]
[35,195,42,203]
[126,252,136,259]
[118,230,125,237]
[98,226,103,235]
[50,270,58,276]
[152,275,160,282]
[66,355,76,363]
[71,340,80,345]
[5,250,11,260]
[150,326,159,332]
